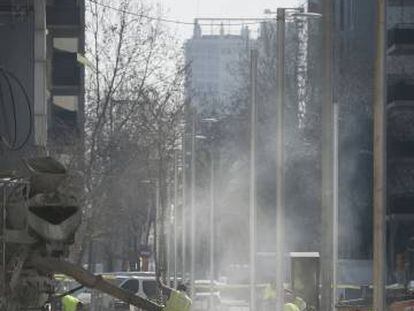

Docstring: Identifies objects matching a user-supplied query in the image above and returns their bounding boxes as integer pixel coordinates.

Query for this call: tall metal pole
[209,151,215,311]
[333,103,339,306]
[166,184,171,283]
[154,179,161,279]
[182,130,187,281]
[190,113,196,298]
[321,0,334,309]
[2,186,7,302]
[275,9,286,311]
[249,48,258,311]
[173,150,179,288]
[373,0,387,310]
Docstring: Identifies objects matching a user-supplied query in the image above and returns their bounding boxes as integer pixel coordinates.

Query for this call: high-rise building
[330,0,414,283]
[184,20,251,114]
[333,0,376,261]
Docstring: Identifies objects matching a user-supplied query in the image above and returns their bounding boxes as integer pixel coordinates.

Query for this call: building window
[53,95,79,111]
[53,37,79,53]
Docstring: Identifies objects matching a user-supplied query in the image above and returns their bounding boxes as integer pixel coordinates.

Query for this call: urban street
[0,0,410,311]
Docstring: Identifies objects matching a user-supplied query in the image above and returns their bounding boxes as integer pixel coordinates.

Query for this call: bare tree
[68,0,185,276]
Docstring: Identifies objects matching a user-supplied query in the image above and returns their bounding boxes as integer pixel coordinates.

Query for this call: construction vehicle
[0,157,164,311]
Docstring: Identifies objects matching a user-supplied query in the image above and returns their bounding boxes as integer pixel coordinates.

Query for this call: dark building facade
[0,0,85,167]
[387,0,414,283]
[334,0,375,260]
[329,0,414,282]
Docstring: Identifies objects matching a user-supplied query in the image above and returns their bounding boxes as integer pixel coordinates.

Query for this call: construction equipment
[0,157,80,310]
[0,157,165,311]
[32,256,163,311]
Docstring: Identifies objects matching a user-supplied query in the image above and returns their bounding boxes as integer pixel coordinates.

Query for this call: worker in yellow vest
[293,295,307,311]
[284,289,307,311]
[284,289,299,311]
[163,284,191,311]
[263,282,277,301]
[161,283,191,311]
[62,294,83,311]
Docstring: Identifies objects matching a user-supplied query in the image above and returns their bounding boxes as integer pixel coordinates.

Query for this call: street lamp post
[154,180,161,279]
[264,8,321,311]
[166,183,171,283]
[209,144,216,311]
[140,179,160,277]
[275,9,286,311]
[190,113,196,298]
[173,150,179,288]
[249,48,258,311]
[197,119,218,311]
[182,127,187,283]
[189,113,218,301]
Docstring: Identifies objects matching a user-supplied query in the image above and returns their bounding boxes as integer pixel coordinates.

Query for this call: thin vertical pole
[333,103,339,306]
[275,9,286,311]
[373,0,387,310]
[2,185,6,302]
[249,48,258,311]
[209,152,215,311]
[155,180,160,280]
[182,130,187,281]
[173,151,179,288]
[190,113,196,297]
[166,184,171,283]
[321,0,334,309]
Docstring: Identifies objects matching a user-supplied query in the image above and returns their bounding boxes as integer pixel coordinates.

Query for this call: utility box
[290,252,320,311]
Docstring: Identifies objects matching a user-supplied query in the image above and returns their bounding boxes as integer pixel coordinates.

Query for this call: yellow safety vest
[62,295,80,311]
[293,296,307,311]
[284,302,300,311]
[263,284,277,301]
[163,290,192,311]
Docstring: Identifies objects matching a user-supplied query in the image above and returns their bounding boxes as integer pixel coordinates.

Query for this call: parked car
[90,274,159,311]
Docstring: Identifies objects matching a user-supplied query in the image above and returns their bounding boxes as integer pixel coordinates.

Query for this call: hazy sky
[159,0,302,39]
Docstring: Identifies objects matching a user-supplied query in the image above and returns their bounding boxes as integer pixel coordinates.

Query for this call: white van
[90,275,159,311]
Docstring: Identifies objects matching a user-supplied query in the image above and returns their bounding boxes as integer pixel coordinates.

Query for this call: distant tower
[193,19,201,38]
[220,22,225,36]
[241,25,250,40]
[184,19,251,114]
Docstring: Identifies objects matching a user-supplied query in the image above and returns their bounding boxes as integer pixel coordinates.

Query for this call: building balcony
[387,80,414,104]
[388,140,414,158]
[387,81,414,146]
[388,109,414,145]
[388,24,414,55]
[388,194,414,215]
[388,161,414,207]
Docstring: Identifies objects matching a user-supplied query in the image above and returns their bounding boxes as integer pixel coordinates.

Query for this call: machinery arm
[31,256,163,311]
